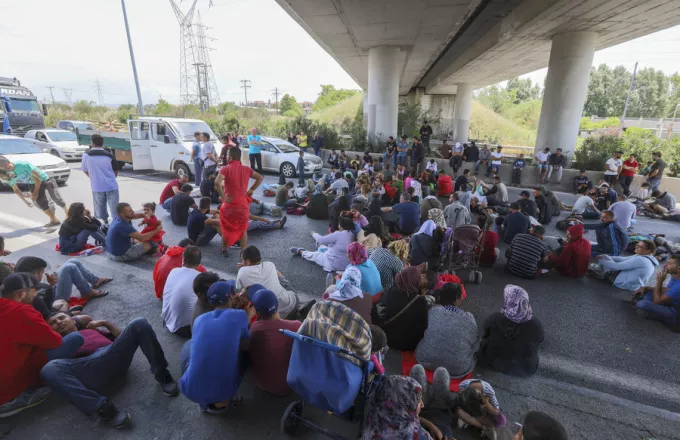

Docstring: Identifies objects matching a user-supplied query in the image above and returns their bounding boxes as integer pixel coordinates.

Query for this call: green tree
[313,85,360,111]
[506,77,540,104]
[279,94,303,116]
[154,98,173,116]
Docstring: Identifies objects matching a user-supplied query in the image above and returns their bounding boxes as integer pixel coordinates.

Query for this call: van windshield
[173,122,217,141]
[8,98,41,112]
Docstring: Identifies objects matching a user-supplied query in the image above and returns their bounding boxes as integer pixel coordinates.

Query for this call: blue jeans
[46,332,85,361]
[636,292,677,325]
[475,160,491,175]
[194,160,203,187]
[92,190,119,222]
[397,154,407,165]
[59,229,107,255]
[55,259,100,301]
[162,197,173,212]
[281,199,298,209]
[181,340,192,375]
[581,210,600,219]
[647,177,662,192]
[248,220,279,232]
[40,318,169,416]
[250,201,273,216]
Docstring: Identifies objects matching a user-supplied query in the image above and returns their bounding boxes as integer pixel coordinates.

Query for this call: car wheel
[174,162,192,179]
[280,162,296,178]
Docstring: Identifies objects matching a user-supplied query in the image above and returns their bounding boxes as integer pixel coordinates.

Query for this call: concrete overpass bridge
[275,0,680,154]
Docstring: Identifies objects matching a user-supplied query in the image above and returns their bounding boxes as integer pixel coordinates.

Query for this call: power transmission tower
[169,0,219,111]
[240,80,251,107]
[94,79,105,106]
[62,88,74,106]
[46,86,56,105]
[272,87,281,114]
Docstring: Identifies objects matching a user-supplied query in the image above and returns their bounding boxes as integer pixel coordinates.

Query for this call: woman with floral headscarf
[477,285,544,377]
[409,219,445,269]
[347,242,383,296]
[323,266,372,324]
[362,375,436,440]
[373,266,429,351]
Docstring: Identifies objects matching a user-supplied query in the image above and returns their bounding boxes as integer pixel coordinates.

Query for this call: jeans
[250,201,273,216]
[449,156,463,174]
[475,160,491,175]
[162,197,173,212]
[580,210,600,219]
[46,332,85,361]
[314,146,321,157]
[59,229,107,255]
[193,160,203,187]
[298,172,306,186]
[55,259,100,301]
[92,190,119,222]
[636,292,677,325]
[511,168,522,185]
[181,340,192,375]
[383,152,396,166]
[195,225,219,246]
[35,178,66,212]
[281,199,298,209]
[397,154,407,166]
[604,174,617,186]
[547,165,563,182]
[619,175,633,196]
[647,177,662,192]
[248,220,279,232]
[249,153,262,172]
[40,318,169,416]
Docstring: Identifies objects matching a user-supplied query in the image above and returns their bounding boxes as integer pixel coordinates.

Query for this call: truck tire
[174,162,192,179]
[280,162,296,178]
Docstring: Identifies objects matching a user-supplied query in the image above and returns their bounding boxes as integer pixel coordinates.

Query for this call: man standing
[247,127,263,173]
[200,133,217,177]
[646,151,665,192]
[410,137,424,174]
[396,135,409,166]
[190,131,203,186]
[312,132,324,157]
[603,151,623,187]
[619,153,638,197]
[106,203,162,262]
[384,136,397,166]
[81,134,120,225]
[0,156,67,227]
[547,148,565,184]
[419,120,433,151]
[215,147,264,256]
[297,131,308,153]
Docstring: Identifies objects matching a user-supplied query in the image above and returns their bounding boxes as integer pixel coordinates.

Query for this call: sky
[1,0,679,107]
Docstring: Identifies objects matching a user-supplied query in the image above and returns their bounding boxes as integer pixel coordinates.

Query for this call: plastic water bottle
[77,246,104,256]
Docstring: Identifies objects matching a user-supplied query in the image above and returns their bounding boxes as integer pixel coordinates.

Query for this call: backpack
[556,216,583,231]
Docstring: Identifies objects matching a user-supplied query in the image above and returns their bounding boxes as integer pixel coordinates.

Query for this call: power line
[272,87,282,114]
[620,61,638,135]
[45,86,56,105]
[62,88,74,105]
[94,79,105,106]
[240,79,251,107]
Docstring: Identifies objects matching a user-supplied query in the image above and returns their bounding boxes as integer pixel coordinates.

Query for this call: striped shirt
[368,247,404,291]
[459,379,500,409]
[508,233,548,278]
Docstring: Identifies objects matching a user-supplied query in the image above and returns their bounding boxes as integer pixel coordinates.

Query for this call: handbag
[379,294,422,327]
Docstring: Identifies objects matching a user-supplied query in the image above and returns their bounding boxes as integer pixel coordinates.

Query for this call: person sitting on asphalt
[153,238,204,299]
[291,217,355,273]
[323,266,373,324]
[409,220,445,270]
[323,171,349,196]
[443,192,471,229]
[180,281,254,414]
[573,169,592,194]
[480,175,509,205]
[477,214,499,267]
[478,285,544,378]
[368,240,405,293]
[346,242,383,296]
[533,187,553,225]
[199,171,220,204]
[457,379,505,437]
[190,272,220,329]
[590,239,658,291]
[419,193,443,224]
[632,254,680,329]
[0,273,80,419]
[601,182,619,206]
[248,288,302,396]
[515,411,569,440]
[275,181,297,209]
[609,194,637,230]
[517,190,537,218]
[501,202,531,245]
[58,203,107,254]
[160,174,190,211]
[548,223,591,278]
[643,189,677,217]
[507,226,549,279]
[106,203,162,262]
[170,184,197,226]
[161,246,203,338]
[454,168,472,193]
[583,210,628,256]
[236,246,302,320]
[571,188,600,219]
[416,283,477,379]
[187,197,223,246]
[41,313,178,428]
[382,192,421,235]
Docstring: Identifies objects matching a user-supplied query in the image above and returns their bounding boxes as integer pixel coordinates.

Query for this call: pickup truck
[75,116,218,178]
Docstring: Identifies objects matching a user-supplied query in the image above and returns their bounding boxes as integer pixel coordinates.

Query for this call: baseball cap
[520,190,530,197]
[1,273,39,296]
[245,283,265,299]
[206,280,236,306]
[250,289,279,317]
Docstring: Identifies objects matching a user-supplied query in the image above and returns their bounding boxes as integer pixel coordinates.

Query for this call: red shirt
[249,319,302,396]
[621,160,638,177]
[219,161,254,206]
[75,329,113,357]
[160,179,180,204]
[0,299,62,404]
[479,230,499,266]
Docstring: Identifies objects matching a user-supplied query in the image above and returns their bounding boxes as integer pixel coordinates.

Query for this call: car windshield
[73,122,96,131]
[8,98,41,112]
[173,122,217,141]
[272,140,299,153]
[47,132,77,142]
[0,138,43,154]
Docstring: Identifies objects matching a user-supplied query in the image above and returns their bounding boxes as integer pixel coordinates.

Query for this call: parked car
[57,120,97,132]
[238,136,323,177]
[24,129,89,160]
[0,135,71,186]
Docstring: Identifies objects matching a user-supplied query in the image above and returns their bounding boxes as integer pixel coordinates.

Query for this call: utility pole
[240,79,251,107]
[668,103,679,139]
[62,88,74,106]
[46,86,56,105]
[619,61,638,136]
[272,87,281,114]
[94,79,105,106]
[121,0,144,115]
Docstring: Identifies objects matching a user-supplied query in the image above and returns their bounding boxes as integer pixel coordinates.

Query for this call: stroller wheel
[469,271,482,284]
[281,400,303,436]
[475,271,483,283]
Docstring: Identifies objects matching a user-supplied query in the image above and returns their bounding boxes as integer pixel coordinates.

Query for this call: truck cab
[0,77,47,136]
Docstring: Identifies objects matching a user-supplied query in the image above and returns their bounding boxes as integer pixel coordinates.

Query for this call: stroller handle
[279,329,370,365]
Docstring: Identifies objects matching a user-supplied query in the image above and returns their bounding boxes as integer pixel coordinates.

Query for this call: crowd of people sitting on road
[2,129,680,440]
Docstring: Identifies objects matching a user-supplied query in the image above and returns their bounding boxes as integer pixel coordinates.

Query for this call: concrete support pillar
[453,83,473,143]
[367,46,401,144]
[535,31,598,157]
[362,91,368,129]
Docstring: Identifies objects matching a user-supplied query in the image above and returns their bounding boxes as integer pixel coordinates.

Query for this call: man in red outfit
[214,147,263,256]
[548,223,591,277]
[153,238,206,299]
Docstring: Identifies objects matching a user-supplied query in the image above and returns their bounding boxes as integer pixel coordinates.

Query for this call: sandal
[85,290,109,300]
[43,220,61,227]
[93,277,113,289]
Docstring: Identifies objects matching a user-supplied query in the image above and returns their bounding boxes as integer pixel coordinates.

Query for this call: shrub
[573,135,623,171]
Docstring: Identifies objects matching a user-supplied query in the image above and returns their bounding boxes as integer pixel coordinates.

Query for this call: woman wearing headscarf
[362,215,390,244]
[323,266,372,324]
[409,220,445,270]
[362,376,435,440]
[347,242,383,296]
[477,285,544,377]
[372,266,429,351]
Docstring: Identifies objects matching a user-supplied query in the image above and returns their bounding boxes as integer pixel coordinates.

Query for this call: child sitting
[140,202,166,254]
[373,157,384,172]
[457,378,506,439]
[512,154,525,186]
[350,155,361,172]
[426,159,438,173]
[369,325,387,375]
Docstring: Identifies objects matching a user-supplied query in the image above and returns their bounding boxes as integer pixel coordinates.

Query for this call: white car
[238,136,323,177]
[57,120,97,132]
[24,129,89,160]
[0,135,71,186]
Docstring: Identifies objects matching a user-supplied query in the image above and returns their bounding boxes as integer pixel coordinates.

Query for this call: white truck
[76,116,218,178]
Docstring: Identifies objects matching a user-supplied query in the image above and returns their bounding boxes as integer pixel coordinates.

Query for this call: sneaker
[97,400,130,428]
[200,397,242,414]
[278,216,287,229]
[636,309,649,319]
[290,247,304,255]
[0,387,52,418]
[154,370,179,397]
[221,249,229,258]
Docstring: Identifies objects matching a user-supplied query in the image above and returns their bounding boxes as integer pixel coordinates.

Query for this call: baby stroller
[441,224,485,283]
[280,330,375,439]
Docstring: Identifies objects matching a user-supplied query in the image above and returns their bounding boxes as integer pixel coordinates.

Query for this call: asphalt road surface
[1,162,680,440]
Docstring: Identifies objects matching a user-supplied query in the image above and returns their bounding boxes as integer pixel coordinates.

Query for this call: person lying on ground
[583,210,628,256]
[609,194,637,230]
[590,239,658,291]
[170,184,197,226]
[291,217,355,273]
[631,254,680,329]
[58,203,106,254]
[514,411,568,440]
[160,174,190,210]
[106,203,162,262]
[162,246,203,338]
[506,226,549,279]
[41,313,178,428]
[477,285,544,378]
[457,379,505,439]
[247,288,302,396]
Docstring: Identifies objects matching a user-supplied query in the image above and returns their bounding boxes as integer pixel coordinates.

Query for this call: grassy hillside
[469,100,537,146]
[308,93,363,128]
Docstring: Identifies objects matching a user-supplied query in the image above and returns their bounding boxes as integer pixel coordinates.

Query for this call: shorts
[109,242,155,262]
[35,178,66,211]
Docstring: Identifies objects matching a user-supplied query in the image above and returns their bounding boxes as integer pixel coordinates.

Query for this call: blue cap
[245,283,265,299]
[207,280,236,306]
[250,289,278,317]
